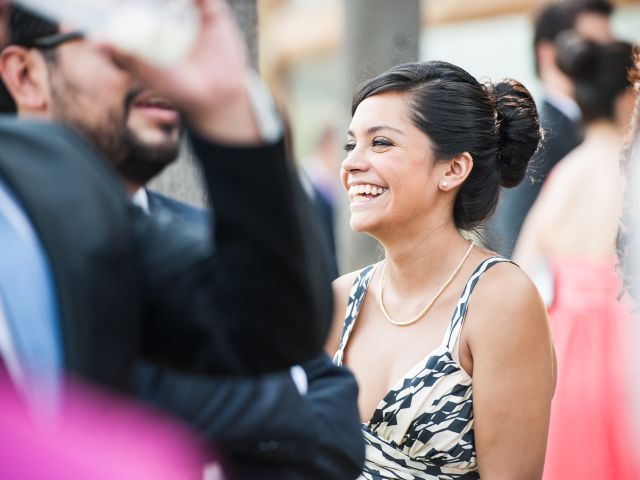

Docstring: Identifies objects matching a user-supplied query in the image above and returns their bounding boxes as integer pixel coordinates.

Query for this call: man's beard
[111,120,182,186]
[49,80,180,186]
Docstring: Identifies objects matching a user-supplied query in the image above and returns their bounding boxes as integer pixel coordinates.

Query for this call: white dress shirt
[131,187,150,213]
[545,88,582,122]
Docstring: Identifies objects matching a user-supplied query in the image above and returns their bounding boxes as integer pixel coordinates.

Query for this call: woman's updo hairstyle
[351,61,541,231]
[555,33,634,123]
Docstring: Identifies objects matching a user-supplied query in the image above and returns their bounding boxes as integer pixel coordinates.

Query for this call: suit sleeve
[136,134,333,375]
[134,354,364,480]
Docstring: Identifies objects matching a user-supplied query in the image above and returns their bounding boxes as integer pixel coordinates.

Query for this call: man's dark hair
[572,0,614,16]
[532,0,614,75]
[8,5,58,46]
[0,5,58,113]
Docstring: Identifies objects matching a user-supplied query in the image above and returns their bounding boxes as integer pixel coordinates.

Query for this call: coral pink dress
[543,257,639,480]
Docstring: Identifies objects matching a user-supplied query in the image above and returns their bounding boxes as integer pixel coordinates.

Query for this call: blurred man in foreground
[0,2,363,477]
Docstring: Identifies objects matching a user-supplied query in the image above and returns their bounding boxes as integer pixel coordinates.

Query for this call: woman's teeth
[348,184,388,201]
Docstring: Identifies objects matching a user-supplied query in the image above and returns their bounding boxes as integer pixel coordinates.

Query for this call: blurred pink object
[0,376,215,480]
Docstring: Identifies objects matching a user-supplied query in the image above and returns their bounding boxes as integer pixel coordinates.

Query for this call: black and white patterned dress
[333,257,511,480]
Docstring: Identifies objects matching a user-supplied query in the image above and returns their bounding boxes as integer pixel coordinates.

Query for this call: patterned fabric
[334,257,511,479]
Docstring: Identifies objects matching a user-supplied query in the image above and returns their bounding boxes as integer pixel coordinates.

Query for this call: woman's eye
[372,138,393,149]
[343,142,356,152]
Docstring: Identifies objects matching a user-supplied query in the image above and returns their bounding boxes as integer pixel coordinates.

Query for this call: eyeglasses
[28,31,84,50]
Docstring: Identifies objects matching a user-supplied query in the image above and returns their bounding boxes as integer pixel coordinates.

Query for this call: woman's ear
[0,46,50,113]
[438,152,473,191]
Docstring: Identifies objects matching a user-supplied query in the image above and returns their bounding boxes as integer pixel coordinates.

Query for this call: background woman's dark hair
[556,33,634,123]
[0,5,58,113]
[351,61,541,231]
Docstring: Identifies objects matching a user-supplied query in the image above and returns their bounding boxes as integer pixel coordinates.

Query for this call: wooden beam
[423,0,540,26]
[423,0,640,25]
[258,0,640,83]
[258,2,342,95]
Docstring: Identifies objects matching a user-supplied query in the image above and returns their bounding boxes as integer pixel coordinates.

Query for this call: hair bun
[555,31,598,81]
[490,79,542,188]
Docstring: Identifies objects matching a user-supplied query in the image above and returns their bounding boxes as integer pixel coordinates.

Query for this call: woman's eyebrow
[347,125,405,137]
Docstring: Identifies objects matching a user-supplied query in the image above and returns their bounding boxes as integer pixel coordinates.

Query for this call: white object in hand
[98,1,200,67]
[13,0,200,66]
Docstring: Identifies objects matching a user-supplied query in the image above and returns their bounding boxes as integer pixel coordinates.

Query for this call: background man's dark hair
[573,0,615,16]
[0,5,58,113]
[532,0,614,76]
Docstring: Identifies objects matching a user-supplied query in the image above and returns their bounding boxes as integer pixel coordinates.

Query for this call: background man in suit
[0,3,364,478]
[486,0,614,256]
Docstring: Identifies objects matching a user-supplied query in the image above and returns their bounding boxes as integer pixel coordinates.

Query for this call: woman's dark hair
[556,33,634,123]
[351,61,541,231]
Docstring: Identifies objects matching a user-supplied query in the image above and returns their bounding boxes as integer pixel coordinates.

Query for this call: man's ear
[0,46,51,114]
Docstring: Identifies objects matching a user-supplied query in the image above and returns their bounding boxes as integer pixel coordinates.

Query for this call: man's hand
[105,0,260,144]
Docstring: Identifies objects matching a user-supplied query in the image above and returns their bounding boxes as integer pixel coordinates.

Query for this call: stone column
[336,0,421,272]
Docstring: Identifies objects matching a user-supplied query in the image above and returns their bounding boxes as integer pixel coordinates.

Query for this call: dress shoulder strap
[332,264,377,366]
[442,256,515,351]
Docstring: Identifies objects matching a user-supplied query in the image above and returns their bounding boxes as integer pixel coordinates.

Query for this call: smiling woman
[328,61,555,480]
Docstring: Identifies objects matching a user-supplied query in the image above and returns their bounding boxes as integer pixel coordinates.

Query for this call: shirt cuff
[245,71,283,145]
[289,365,308,396]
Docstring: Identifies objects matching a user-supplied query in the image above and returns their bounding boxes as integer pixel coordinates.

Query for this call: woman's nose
[341,146,369,174]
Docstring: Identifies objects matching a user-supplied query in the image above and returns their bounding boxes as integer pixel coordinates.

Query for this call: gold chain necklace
[378,241,474,327]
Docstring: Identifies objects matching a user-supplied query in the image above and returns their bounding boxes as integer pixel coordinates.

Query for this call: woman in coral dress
[515,36,638,480]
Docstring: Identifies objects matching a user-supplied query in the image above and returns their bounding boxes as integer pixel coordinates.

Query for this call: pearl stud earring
[440,181,448,189]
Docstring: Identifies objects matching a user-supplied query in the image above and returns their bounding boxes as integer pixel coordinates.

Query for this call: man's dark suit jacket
[139,191,364,479]
[486,99,583,257]
[0,117,332,391]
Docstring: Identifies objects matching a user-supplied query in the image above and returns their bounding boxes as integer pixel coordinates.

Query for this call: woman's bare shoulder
[462,260,555,391]
[325,268,372,354]
[473,260,544,308]
[331,267,375,326]
[547,141,601,187]
[467,261,555,479]
[465,260,550,344]
[333,269,362,297]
